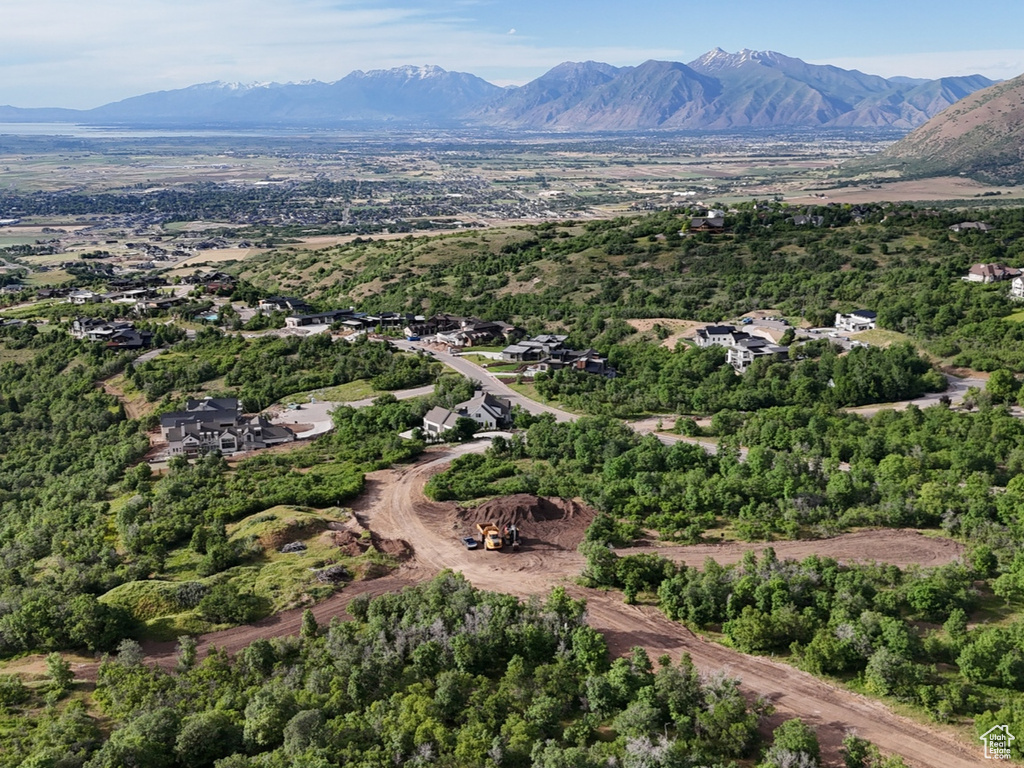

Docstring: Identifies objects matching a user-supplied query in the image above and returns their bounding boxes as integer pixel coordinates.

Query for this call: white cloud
[0,0,687,107]
[508,28,516,35]
[813,50,1024,81]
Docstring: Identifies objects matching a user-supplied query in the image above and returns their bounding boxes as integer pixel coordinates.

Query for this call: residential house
[435,319,516,347]
[689,216,725,234]
[538,348,616,377]
[285,309,356,328]
[404,313,465,338]
[68,289,102,305]
[835,310,877,333]
[134,296,185,314]
[1011,276,1024,300]
[37,288,71,300]
[502,335,568,362]
[422,392,513,438]
[258,296,312,314]
[694,325,750,348]
[788,214,825,227]
[726,338,789,373]
[950,221,994,233]
[71,317,153,350]
[964,263,1021,283]
[422,406,464,437]
[161,397,295,457]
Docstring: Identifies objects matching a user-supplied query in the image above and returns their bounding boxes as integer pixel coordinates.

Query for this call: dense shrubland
[0,573,900,768]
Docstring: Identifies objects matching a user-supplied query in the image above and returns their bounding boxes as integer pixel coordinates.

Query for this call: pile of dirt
[320,529,366,557]
[373,535,413,561]
[319,527,413,561]
[458,494,596,550]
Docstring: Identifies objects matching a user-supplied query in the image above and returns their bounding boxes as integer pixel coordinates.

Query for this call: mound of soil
[459,494,596,550]
[372,534,413,560]
[321,529,367,557]
[319,527,413,560]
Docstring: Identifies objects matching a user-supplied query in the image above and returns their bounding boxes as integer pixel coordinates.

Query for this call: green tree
[760,718,821,767]
[45,653,74,701]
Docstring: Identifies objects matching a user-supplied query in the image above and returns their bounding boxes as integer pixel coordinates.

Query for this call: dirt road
[160,444,977,768]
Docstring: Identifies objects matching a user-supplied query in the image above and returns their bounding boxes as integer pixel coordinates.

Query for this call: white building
[726,338,789,373]
[835,310,877,333]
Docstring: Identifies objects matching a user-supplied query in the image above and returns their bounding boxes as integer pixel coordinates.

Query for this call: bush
[198,583,265,624]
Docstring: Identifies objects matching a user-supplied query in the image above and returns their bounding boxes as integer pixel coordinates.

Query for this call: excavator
[505,524,520,551]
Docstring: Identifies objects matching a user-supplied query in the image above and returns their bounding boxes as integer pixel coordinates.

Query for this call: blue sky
[4,0,1024,109]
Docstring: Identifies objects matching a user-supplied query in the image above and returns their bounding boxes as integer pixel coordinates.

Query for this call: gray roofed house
[422,406,465,438]
[284,309,355,328]
[726,338,789,373]
[422,392,513,438]
[161,397,293,456]
[689,216,725,233]
[950,221,994,233]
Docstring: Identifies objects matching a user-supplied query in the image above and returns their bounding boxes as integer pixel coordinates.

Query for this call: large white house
[694,325,750,348]
[726,338,789,373]
[835,310,877,333]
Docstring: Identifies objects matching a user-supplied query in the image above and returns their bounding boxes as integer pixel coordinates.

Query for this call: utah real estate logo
[980,725,1015,760]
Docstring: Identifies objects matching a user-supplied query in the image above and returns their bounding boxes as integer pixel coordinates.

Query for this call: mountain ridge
[0,52,1001,132]
[856,73,1024,183]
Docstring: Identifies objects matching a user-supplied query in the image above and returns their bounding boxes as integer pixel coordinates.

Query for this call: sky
[4,0,1024,109]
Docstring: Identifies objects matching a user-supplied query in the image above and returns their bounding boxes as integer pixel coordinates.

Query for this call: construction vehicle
[477,522,503,551]
[505,524,521,551]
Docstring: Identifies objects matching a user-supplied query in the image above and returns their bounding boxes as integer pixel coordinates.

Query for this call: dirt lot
[138,444,978,768]
[790,176,1020,204]
[634,529,963,570]
[626,317,702,349]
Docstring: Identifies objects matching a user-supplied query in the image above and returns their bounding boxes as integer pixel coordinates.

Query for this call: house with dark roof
[502,335,569,362]
[259,296,312,314]
[835,310,877,333]
[726,338,789,373]
[689,216,725,233]
[695,325,750,348]
[161,397,294,457]
[285,309,356,328]
[71,317,153,350]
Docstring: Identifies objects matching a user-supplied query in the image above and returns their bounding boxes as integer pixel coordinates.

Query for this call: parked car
[461,536,479,550]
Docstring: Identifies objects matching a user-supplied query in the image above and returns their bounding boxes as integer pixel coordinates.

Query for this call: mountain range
[0,50,998,132]
[855,72,1024,183]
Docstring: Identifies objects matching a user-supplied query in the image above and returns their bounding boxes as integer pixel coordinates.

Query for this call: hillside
[857,72,1024,183]
[231,202,1024,372]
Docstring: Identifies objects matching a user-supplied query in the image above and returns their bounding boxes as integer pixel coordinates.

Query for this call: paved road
[845,372,985,417]
[268,383,438,439]
[393,340,576,422]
